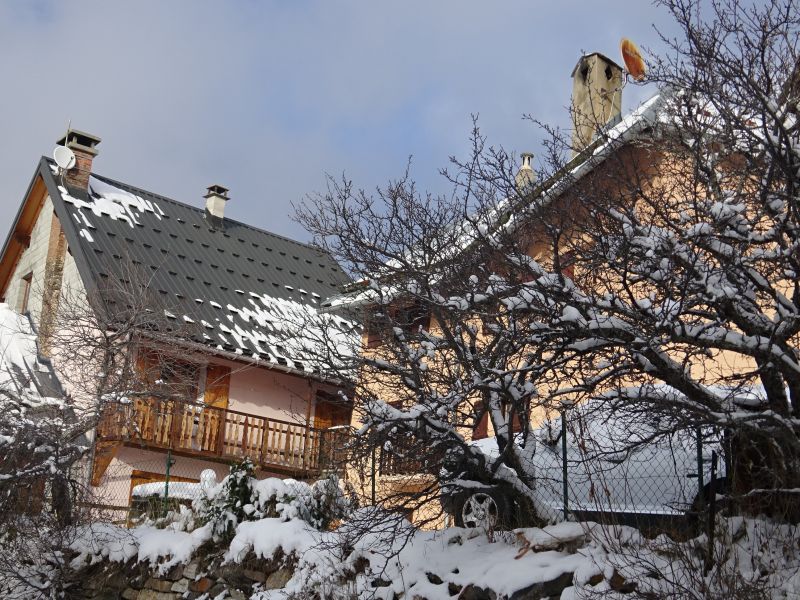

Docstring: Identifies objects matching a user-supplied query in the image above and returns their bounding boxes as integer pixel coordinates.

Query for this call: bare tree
[295,0,800,530]
[0,258,203,598]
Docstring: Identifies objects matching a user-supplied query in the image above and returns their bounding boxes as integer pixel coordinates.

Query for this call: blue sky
[0,1,680,243]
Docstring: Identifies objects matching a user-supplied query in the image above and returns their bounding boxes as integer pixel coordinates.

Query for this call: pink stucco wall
[89,357,342,509]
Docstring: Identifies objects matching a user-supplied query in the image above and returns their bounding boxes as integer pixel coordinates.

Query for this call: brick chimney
[570,53,623,155]
[55,129,101,190]
[204,184,229,220]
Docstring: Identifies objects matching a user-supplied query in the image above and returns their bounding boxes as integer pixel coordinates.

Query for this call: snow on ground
[70,522,212,575]
[68,512,800,599]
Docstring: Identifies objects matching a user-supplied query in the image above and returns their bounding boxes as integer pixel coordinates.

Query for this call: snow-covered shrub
[195,460,351,540]
[197,459,257,541]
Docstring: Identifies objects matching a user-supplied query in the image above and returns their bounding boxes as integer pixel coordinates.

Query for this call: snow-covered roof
[0,302,64,409]
[35,161,359,376]
[323,91,668,311]
[131,481,203,501]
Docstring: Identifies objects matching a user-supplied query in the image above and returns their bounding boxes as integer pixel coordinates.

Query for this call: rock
[459,585,497,600]
[165,564,184,581]
[183,561,200,580]
[189,577,213,593]
[243,568,266,582]
[587,573,604,586]
[264,567,293,590]
[171,579,189,593]
[609,570,637,593]
[207,583,227,597]
[426,572,444,585]
[509,571,574,599]
[128,566,151,590]
[145,578,174,593]
[92,590,125,600]
[101,568,130,590]
[122,589,140,600]
[448,582,463,595]
[136,590,177,600]
[229,589,246,600]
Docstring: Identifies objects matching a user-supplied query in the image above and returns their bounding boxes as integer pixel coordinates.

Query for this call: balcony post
[216,408,226,456]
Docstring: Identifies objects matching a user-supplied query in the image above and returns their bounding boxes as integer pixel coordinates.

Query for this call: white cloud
[0,0,676,243]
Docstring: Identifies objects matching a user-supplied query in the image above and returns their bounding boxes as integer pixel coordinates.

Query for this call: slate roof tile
[39,158,357,375]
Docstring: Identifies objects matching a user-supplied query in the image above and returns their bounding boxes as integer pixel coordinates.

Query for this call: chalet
[330,48,798,527]
[0,131,358,512]
[326,52,676,519]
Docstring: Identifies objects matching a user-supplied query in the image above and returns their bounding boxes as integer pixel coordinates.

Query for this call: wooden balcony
[97,398,347,477]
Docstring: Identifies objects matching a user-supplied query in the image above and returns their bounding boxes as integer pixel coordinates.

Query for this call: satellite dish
[53,145,76,170]
[621,38,646,81]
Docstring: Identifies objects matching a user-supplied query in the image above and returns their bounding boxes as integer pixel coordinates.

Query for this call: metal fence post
[696,426,704,500]
[371,444,377,505]
[704,451,718,574]
[163,449,173,517]
[561,408,569,520]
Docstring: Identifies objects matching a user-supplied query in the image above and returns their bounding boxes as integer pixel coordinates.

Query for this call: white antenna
[53,119,76,170]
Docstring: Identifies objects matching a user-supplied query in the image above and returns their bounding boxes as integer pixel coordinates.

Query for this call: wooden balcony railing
[378,434,428,476]
[97,398,340,475]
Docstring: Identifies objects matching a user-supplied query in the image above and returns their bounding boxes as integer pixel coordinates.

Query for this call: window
[364,301,430,349]
[559,250,576,280]
[136,348,199,403]
[18,272,32,313]
[364,309,388,349]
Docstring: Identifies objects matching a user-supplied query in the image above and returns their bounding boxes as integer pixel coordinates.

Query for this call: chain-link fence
[76,428,351,527]
[78,448,225,526]
[526,408,728,534]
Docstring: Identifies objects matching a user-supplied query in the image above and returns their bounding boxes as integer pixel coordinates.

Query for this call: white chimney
[204,184,229,220]
[570,52,623,155]
[515,152,535,193]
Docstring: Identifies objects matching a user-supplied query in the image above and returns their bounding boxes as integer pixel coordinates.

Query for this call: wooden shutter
[135,347,160,384]
[314,391,352,430]
[473,412,489,440]
[204,364,231,409]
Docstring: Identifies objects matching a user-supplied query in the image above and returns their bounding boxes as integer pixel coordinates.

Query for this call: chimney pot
[204,184,229,220]
[56,128,101,190]
[515,152,536,193]
[570,52,623,155]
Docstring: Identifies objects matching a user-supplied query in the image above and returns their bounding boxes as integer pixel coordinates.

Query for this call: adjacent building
[0,133,357,513]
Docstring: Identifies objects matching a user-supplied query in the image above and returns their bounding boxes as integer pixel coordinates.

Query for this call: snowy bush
[195,459,351,540]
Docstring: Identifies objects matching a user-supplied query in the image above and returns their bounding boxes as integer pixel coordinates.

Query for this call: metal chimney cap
[56,129,102,157]
[204,184,229,199]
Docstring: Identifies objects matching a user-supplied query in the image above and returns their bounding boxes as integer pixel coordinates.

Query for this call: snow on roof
[0,303,64,409]
[324,92,667,311]
[45,162,354,378]
[59,176,164,229]
[131,481,203,500]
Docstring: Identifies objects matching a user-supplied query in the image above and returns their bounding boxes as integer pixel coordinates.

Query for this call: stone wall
[72,546,293,600]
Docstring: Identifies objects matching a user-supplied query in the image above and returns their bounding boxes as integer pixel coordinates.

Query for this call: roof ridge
[42,156,327,257]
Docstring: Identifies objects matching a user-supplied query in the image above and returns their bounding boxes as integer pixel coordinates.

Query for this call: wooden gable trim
[0,173,49,301]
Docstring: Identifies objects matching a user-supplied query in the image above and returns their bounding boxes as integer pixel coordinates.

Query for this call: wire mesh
[527,409,728,533]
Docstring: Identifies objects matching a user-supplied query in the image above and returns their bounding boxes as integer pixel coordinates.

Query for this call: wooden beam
[0,175,48,300]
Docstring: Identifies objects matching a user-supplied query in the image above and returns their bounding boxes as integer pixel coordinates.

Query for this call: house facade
[333,50,774,525]
[0,132,357,514]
